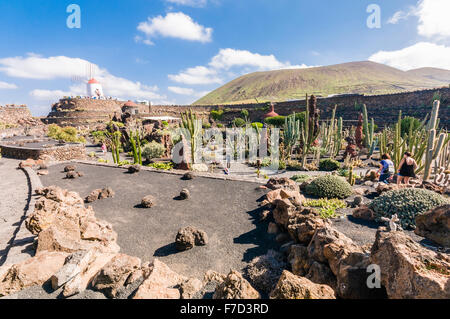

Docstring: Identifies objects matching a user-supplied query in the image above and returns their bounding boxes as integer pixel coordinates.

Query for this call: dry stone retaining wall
[0,143,86,161]
[0,105,33,125]
[42,88,450,128]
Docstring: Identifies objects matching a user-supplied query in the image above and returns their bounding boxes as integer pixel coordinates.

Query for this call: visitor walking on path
[397,152,418,186]
[378,153,395,184]
[101,143,107,156]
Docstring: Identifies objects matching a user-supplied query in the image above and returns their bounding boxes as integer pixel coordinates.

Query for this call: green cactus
[181,109,202,165]
[301,94,320,167]
[335,117,343,157]
[424,101,447,180]
[283,113,301,158]
[348,165,355,186]
[362,104,374,149]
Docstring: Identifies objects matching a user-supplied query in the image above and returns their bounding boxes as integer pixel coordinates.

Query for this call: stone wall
[0,126,48,139]
[42,87,450,129]
[44,98,124,127]
[0,143,86,161]
[0,105,33,125]
[148,88,450,128]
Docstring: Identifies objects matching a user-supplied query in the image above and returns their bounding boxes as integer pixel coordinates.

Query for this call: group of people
[377,152,418,186]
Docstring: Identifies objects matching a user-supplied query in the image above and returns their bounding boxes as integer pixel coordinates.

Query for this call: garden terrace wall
[44,98,124,127]
[42,87,450,128]
[0,143,86,161]
[149,87,450,128]
[0,105,33,125]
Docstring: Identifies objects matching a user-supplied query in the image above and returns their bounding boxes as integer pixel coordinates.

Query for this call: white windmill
[71,63,105,98]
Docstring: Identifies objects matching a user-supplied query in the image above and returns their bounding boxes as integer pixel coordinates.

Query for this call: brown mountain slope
[406,67,450,84]
[194,61,449,105]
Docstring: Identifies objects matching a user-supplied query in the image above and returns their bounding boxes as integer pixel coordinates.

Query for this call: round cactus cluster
[369,188,449,230]
[319,159,340,171]
[305,175,353,199]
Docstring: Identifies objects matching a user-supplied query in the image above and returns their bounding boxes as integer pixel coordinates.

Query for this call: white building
[87,78,104,98]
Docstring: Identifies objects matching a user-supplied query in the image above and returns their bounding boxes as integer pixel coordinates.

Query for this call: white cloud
[369,42,450,70]
[169,48,313,85]
[137,12,212,44]
[168,86,210,97]
[0,54,166,102]
[168,86,195,95]
[0,54,94,80]
[30,89,73,100]
[416,0,450,38]
[209,48,292,70]
[168,66,222,85]
[0,81,18,89]
[387,0,450,38]
[387,10,413,24]
[166,0,207,7]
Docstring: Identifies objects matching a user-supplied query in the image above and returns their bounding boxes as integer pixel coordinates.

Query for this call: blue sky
[0,0,449,115]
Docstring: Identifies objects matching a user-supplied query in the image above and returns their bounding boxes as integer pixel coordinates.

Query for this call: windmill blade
[71,75,87,84]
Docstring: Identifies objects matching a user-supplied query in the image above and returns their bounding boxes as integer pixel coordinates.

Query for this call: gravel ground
[40,162,279,279]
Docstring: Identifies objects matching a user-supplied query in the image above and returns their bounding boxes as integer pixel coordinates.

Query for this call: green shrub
[261,157,272,167]
[233,118,246,127]
[319,159,340,171]
[251,122,263,129]
[286,160,303,171]
[91,130,107,144]
[264,112,305,128]
[264,116,286,127]
[217,123,224,128]
[47,124,86,143]
[304,198,347,219]
[305,175,352,199]
[147,162,174,170]
[290,174,311,183]
[369,188,449,229]
[142,141,165,161]
[210,109,224,121]
[400,116,421,137]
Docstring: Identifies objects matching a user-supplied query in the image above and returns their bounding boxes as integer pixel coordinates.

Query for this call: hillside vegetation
[194,61,450,105]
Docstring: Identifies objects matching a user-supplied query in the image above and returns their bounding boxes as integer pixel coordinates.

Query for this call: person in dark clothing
[378,154,394,184]
[397,152,418,186]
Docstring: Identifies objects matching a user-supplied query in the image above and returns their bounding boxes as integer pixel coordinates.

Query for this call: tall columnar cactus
[300,94,321,167]
[423,101,445,180]
[335,117,343,156]
[181,109,202,165]
[348,164,355,186]
[129,129,143,165]
[362,104,374,149]
[283,113,300,159]
[110,131,121,164]
[355,113,363,148]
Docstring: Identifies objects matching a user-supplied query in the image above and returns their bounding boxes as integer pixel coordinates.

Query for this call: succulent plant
[319,159,340,171]
[305,175,353,199]
[369,188,449,230]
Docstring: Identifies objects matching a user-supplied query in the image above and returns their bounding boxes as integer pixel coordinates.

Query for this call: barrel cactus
[369,188,449,230]
[305,175,352,199]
